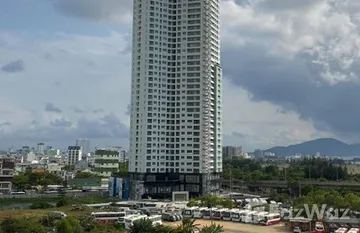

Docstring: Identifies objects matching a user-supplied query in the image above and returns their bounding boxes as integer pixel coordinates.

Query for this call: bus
[252,211,268,224]
[124,215,148,230]
[183,207,198,218]
[231,209,241,222]
[10,191,26,195]
[213,208,228,220]
[260,213,281,225]
[335,228,348,233]
[148,215,163,226]
[348,228,360,233]
[239,210,251,222]
[314,221,325,233]
[193,207,207,219]
[222,209,235,221]
[90,212,126,224]
[203,208,217,220]
[244,211,258,223]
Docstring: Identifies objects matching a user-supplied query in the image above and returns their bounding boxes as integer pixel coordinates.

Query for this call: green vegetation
[74,172,99,179]
[112,162,129,177]
[0,213,224,233]
[12,171,63,191]
[129,218,223,233]
[223,157,350,182]
[187,195,235,208]
[0,215,121,233]
[0,196,111,208]
[293,189,360,211]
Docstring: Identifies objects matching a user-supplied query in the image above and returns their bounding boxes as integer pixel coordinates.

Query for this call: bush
[29,201,53,209]
[56,198,69,207]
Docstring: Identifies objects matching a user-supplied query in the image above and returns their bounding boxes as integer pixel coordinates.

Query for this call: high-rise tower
[129,0,222,199]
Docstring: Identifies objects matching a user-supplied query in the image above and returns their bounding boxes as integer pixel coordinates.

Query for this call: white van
[51,211,67,219]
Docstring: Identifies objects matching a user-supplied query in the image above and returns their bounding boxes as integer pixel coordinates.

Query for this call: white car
[293,226,302,233]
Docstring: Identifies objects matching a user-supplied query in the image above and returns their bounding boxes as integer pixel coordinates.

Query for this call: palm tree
[129,219,154,233]
[200,224,223,233]
[153,224,178,233]
[177,218,200,233]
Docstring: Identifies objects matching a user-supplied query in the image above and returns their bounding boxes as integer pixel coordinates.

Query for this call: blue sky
[1,0,360,152]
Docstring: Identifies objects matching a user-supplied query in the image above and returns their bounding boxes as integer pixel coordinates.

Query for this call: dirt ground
[164,220,289,233]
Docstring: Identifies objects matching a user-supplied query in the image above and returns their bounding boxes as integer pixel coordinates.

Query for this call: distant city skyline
[1,1,360,151]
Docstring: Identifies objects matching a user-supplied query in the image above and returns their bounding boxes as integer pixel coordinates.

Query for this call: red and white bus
[260,213,281,226]
[335,228,348,233]
[348,228,360,233]
[90,212,126,224]
[314,222,325,233]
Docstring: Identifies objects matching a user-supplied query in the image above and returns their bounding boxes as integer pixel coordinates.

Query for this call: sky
[1,0,360,152]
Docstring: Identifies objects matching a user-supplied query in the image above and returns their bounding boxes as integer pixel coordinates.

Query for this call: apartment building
[0,157,15,194]
[93,148,120,177]
[67,146,82,165]
[128,0,223,199]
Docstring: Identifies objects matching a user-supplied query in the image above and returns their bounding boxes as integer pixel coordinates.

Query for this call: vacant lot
[0,206,92,220]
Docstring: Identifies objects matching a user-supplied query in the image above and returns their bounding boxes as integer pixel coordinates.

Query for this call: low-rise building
[0,157,15,194]
[93,148,120,177]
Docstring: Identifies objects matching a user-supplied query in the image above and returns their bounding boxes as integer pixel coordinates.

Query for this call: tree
[62,165,75,171]
[187,199,198,207]
[55,216,81,233]
[12,173,29,191]
[0,217,47,233]
[39,214,57,227]
[129,218,154,233]
[75,172,97,179]
[176,218,200,233]
[200,224,224,233]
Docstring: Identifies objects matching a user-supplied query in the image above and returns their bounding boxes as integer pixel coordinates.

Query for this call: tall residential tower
[129,0,222,199]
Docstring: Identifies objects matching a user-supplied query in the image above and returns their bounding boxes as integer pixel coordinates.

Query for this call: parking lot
[164,220,289,233]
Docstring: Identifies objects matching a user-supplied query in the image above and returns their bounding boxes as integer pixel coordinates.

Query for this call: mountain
[265,138,360,157]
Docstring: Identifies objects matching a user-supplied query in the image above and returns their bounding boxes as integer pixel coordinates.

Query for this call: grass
[347,164,360,175]
[0,206,94,220]
[0,196,112,207]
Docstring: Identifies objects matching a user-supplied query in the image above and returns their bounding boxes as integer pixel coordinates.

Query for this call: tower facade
[129,0,222,199]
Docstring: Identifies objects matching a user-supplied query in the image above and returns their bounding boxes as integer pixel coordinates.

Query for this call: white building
[22,151,36,163]
[128,0,223,198]
[76,138,90,155]
[37,143,45,155]
[67,146,82,165]
[93,148,120,177]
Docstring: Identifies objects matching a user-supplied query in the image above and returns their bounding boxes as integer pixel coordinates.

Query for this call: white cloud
[222,78,332,150]
[0,30,131,148]
[2,0,359,151]
[221,0,360,84]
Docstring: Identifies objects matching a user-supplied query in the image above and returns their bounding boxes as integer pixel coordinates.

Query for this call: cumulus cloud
[1,59,25,73]
[45,103,62,113]
[221,0,360,141]
[222,0,360,84]
[52,0,133,23]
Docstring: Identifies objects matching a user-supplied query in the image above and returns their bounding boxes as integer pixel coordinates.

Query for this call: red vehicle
[90,212,126,224]
[314,221,325,233]
[261,213,281,226]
